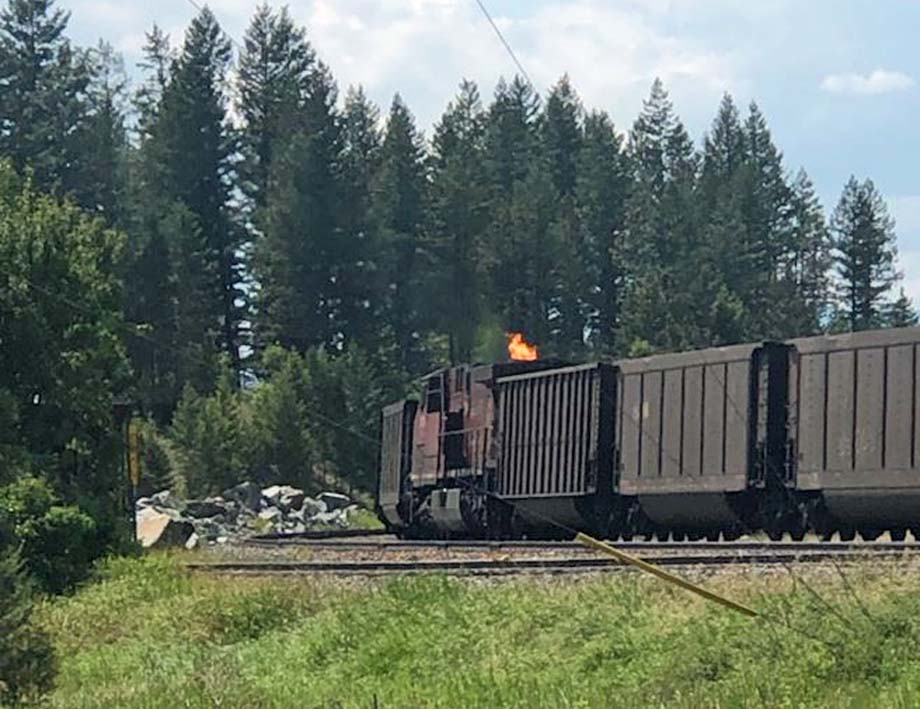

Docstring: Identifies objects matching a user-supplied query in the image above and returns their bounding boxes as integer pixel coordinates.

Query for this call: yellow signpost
[127,418,141,489]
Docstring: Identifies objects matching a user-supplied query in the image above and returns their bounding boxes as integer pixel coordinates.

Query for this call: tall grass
[35,556,920,708]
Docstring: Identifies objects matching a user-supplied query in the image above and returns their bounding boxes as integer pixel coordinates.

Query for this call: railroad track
[189,544,920,577]
[243,535,920,554]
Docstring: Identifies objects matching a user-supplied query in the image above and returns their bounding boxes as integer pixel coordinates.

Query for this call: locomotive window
[425,377,442,413]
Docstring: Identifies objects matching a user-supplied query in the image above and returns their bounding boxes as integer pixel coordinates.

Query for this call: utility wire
[473,0,535,90]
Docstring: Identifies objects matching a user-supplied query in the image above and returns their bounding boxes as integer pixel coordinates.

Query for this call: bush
[0,548,56,705]
[169,372,248,497]
[0,477,98,594]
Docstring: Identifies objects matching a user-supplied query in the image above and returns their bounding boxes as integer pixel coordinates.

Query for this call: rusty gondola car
[377,326,920,540]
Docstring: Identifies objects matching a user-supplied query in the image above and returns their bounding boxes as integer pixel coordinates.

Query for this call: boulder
[317,492,350,512]
[257,507,282,531]
[312,509,347,527]
[136,507,195,549]
[259,506,281,520]
[280,489,305,512]
[184,498,227,519]
[184,532,200,550]
[262,485,305,511]
[302,497,327,518]
[196,518,231,541]
[222,481,262,511]
[150,489,182,510]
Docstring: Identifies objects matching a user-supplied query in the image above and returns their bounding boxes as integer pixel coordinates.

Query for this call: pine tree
[337,86,382,350]
[832,176,901,331]
[372,95,430,375]
[699,94,749,317]
[484,76,540,194]
[886,288,918,328]
[701,94,746,188]
[539,76,585,355]
[121,30,181,421]
[577,109,630,353]
[245,346,313,488]
[0,0,90,199]
[148,9,242,372]
[134,25,172,141]
[620,79,706,353]
[540,75,583,199]
[429,80,489,363]
[739,103,793,335]
[482,75,541,343]
[0,549,55,704]
[255,65,343,352]
[238,4,317,213]
[785,170,832,334]
[76,41,128,222]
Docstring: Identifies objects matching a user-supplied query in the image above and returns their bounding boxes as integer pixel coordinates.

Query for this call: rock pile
[135,482,358,549]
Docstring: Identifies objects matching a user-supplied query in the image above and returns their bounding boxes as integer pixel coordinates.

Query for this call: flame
[507,332,539,361]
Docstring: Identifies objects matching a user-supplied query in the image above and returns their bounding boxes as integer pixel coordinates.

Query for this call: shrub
[169,372,248,497]
[0,477,98,594]
[0,548,56,705]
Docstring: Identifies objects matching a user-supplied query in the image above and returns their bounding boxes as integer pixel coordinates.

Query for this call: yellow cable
[575,533,759,618]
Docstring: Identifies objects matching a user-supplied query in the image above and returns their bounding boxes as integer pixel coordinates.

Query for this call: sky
[60,0,920,301]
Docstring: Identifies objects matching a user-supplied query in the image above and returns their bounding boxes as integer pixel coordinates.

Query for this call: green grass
[34,555,920,708]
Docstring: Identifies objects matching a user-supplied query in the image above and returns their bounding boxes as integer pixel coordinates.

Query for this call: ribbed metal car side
[377,400,417,527]
[615,344,780,527]
[788,326,920,526]
[496,363,614,499]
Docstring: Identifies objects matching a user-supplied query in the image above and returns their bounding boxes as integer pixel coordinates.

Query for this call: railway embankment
[36,552,920,707]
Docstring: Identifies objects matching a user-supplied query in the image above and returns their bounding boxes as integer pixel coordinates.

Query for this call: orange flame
[507,332,539,361]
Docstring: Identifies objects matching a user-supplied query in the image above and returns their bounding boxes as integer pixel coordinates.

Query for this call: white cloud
[820,69,914,95]
[61,1,738,132]
[291,0,739,130]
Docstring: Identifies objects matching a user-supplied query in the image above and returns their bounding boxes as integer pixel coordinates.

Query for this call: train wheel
[766,529,784,541]
[706,531,721,542]
[655,530,670,542]
[671,530,686,542]
[791,529,806,542]
[890,528,907,542]
[839,528,856,542]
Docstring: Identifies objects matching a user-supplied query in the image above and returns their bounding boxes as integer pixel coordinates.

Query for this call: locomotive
[377,326,920,541]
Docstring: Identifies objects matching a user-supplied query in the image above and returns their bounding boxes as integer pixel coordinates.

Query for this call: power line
[473,0,535,90]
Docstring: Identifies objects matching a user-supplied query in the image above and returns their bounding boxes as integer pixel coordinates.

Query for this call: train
[376,326,920,541]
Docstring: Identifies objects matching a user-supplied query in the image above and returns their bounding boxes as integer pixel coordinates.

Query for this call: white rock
[136,507,195,549]
[317,492,350,512]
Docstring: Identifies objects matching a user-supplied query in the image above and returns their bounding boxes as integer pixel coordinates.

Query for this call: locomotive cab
[377,360,561,537]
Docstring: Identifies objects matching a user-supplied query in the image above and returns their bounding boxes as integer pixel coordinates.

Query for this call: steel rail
[242,537,920,553]
[187,548,920,577]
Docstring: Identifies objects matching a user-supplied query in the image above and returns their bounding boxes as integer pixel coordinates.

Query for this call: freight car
[376,326,920,540]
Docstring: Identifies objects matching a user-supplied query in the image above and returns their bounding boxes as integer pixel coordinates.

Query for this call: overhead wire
[473,0,535,90]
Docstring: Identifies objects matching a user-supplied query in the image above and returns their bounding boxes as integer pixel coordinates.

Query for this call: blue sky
[60,0,920,300]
